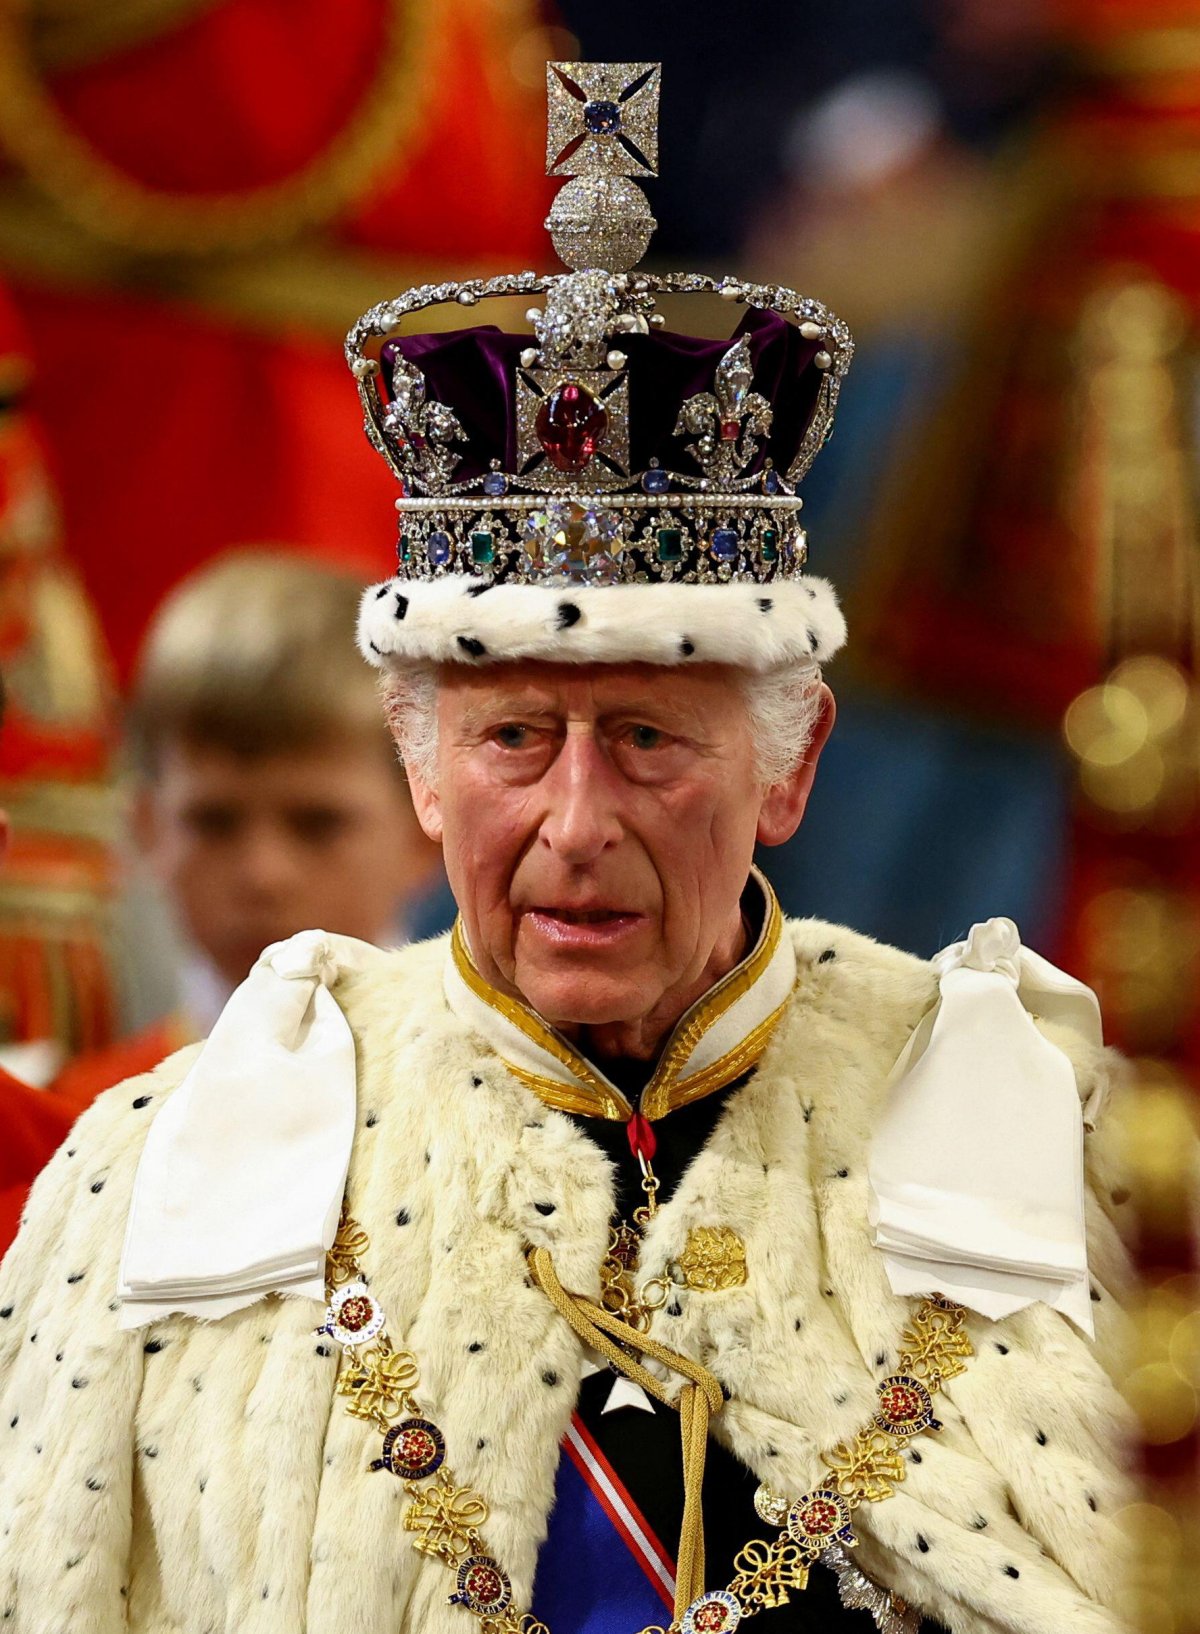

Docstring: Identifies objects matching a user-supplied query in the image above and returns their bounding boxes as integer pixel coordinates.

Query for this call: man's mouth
[535,907,631,924]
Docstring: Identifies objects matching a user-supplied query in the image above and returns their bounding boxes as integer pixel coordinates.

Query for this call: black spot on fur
[668,1302,683,1318]
[90,1180,105,1194]
[534,1201,556,1216]
[794,1317,803,1332]
[55,1352,63,1362]
[557,602,582,629]
[66,1272,84,1285]
[818,948,836,963]
[368,641,382,656]
[71,1377,88,1389]
[316,1344,331,1358]
[468,1341,485,1354]
[679,638,695,657]
[1086,1494,1097,1512]
[802,1103,814,1123]
[393,594,408,620]
[477,1438,487,1450]
[972,1515,988,1530]
[1004,1566,1020,1579]
[457,636,487,659]
[806,627,818,651]
[910,1450,923,1464]
[822,1288,833,1298]
[722,1385,734,1403]
[132,1095,152,1109]
[525,1121,544,1130]
[143,1340,165,1355]
[28,1333,36,1343]
[66,1149,75,1157]
[916,1535,930,1553]
[471,1076,483,1088]
[465,582,492,598]
[8,1417,16,1429]
[1035,1430,1047,1446]
[833,1392,848,1405]
[373,584,388,600]
[758,598,773,613]
[365,1113,378,1128]
[1090,1286,1101,1302]
[836,1168,849,1178]
[192,1377,203,1392]
[86,1477,103,1492]
[65,1555,83,1570]
[995,1343,1009,1355]
[198,1477,207,1493]
[0,1308,11,1319]
[395,1209,410,1226]
[542,1370,560,1387]
[874,1352,887,1368]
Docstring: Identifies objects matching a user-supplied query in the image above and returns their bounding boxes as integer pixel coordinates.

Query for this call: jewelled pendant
[450,1554,512,1615]
[317,1281,386,1348]
[873,1374,942,1438]
[380,1417,447,1480]
[787,1487,857,1555]
[681,1588,743,1632]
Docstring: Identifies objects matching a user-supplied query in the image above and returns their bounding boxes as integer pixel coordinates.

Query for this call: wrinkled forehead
[435,658,749,722]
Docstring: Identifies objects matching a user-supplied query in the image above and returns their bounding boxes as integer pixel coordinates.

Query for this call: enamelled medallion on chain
[319,1204,973,1634]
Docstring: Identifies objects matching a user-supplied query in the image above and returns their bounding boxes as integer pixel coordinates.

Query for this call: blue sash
[531,1415,676,1631]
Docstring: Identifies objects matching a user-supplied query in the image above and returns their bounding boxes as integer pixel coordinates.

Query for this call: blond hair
[131,550,392,776]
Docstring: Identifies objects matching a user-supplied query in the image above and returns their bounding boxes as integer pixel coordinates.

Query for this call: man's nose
[537,727,624,865]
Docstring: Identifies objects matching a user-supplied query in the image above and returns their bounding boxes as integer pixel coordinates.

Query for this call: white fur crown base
[357,575,847,672]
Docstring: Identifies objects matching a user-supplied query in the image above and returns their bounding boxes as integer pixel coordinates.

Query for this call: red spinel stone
[536,382,608,473]
[720,419,740,441]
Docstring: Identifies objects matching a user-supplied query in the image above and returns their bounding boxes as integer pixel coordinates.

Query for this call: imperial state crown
[355,61,851,674]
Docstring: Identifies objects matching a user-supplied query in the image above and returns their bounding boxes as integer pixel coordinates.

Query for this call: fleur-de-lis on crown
[382,355,466,491]
[675,335,773,482]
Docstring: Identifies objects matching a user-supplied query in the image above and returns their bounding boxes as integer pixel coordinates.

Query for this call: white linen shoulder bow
[868,917,1103,1336]
[118,931,379,1329]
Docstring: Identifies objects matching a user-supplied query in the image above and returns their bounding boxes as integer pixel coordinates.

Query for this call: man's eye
[626,724,666,750]
[494,723,529,749]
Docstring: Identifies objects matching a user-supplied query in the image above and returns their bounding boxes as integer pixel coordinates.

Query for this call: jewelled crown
[354,62,852,674]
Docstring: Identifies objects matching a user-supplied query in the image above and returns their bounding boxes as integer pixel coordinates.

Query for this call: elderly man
[0,61,1132,1634]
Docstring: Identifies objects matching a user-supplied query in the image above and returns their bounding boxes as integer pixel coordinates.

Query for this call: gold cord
[526,1244,723,1620]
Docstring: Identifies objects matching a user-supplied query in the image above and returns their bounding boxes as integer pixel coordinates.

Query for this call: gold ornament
[327,1205,370,1288]
[897,1299,971,1386]
[677,1225,748,1292]
[823,1428,906,1505]
[335,1342,420,1433]
[730,1536,810,1609]
[402,1476,488,1565]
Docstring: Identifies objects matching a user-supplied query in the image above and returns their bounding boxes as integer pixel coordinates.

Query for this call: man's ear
[756,684,836,847]
[404,762,444,845]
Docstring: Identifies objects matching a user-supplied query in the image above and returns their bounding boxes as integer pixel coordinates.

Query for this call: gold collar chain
[319,1203,973,1634]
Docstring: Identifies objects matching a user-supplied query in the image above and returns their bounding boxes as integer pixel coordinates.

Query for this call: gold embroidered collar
[442,866,796,1123]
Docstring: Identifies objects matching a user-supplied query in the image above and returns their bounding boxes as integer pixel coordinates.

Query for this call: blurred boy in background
[51,550,443,1108]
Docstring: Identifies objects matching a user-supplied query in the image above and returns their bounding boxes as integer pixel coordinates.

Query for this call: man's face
[406,663,831,1044]
[138,738,436,987]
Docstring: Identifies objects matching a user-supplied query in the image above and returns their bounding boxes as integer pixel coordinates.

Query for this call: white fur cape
[0,920,1136,1634]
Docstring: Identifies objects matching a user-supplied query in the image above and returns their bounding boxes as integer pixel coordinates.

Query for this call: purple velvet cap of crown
[378,308,822,484]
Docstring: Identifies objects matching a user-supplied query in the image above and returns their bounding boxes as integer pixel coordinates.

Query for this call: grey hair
[381,660,824,790]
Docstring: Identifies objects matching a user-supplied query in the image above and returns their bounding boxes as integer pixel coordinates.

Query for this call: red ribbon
[625,1111,657,1164]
